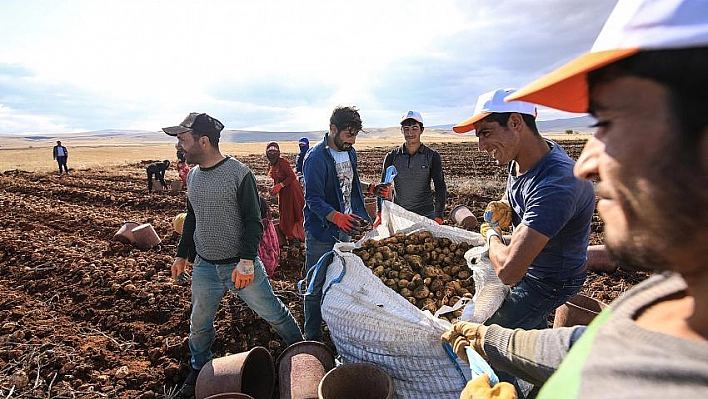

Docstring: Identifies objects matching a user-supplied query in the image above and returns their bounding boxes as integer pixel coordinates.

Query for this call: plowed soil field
[0,139,649,398]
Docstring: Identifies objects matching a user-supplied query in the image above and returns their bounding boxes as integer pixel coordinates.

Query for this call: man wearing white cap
[443,0,708,397]
[375,110,447,225]
[453,88,595,332]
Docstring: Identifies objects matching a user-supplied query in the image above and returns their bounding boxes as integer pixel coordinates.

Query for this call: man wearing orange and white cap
[444,0,708,397]
[453,88,595,332]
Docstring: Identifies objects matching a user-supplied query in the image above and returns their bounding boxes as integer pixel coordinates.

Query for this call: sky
[0,0,617,134]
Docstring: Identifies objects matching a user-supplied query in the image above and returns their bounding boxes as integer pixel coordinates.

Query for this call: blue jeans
[189,255,303,370]
[485,273,586,329]
[303,231,349,341]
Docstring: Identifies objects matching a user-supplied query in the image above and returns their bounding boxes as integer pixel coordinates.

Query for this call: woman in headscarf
[295,137,309,175]
[266,142,305,245]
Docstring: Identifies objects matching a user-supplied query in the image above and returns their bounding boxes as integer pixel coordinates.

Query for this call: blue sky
[0,0,616,134]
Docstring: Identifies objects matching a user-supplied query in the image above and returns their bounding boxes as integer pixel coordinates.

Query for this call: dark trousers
[147,172,167,191]
[56,157,68,174]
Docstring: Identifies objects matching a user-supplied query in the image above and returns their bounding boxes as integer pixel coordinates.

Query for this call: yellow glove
[460,374,517,399]
[484,201,512,229]
[480,223,502,246]
[173,212,187,235]
[441,321,484,364]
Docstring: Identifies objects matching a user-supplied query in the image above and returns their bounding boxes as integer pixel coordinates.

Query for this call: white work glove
[233,259,255,289]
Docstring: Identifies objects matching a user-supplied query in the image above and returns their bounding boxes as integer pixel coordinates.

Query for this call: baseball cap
[506,0,708,112]
[400,110,424,125]
[453,88,537,134]
[163,112,224,138]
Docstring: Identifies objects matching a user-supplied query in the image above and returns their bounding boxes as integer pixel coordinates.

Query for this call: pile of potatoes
[352,230,476,322]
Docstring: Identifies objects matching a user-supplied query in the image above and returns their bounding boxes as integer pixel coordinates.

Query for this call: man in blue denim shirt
[302,106,385,341]
[454,89,595,331]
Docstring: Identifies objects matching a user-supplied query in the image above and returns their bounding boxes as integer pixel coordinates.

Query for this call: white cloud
[0,0,616,133]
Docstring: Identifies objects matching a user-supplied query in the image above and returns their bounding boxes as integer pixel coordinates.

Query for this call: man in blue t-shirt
[454,88,595,330]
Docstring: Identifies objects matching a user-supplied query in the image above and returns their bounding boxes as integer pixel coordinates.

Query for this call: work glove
[480,223,502,246]
[434,217,444,225]
[368,182,392,199]
[271,182,285,195]
[331,212,366,235]
[460,374,517,399]
[442,321,485,364]
[484,201,512,229]
[373,213,382,228]
[233,259,255,289]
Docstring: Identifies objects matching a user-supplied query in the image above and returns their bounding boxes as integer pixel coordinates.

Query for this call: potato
[413,285,430,299]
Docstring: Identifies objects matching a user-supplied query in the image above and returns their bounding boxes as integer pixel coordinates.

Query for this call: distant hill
[0,116,595,149]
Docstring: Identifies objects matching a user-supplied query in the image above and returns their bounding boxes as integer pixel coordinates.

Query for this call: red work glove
[434,217,443,225]
[271,182,284,195]
[373,213,382,228]
[368,182,391,199]
[233,259,255,289]
[331,212,365,235]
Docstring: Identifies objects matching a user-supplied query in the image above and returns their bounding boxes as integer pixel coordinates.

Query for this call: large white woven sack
[320,201,507,399]
[321,252,469,399]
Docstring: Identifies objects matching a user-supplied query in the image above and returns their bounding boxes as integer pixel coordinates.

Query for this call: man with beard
[454,88,595,332]
[301,105,386,341]
[442,0,708,397]
[163,112,303,398]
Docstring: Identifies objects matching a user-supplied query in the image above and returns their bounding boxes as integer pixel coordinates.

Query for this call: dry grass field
[0,132,589,173]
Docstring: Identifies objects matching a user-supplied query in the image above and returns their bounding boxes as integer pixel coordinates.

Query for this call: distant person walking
[52,140,69,176]
[266,141,305,245]
[146,160,170,192]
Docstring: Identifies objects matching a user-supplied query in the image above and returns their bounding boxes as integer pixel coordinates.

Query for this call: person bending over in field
[146,159,170,192]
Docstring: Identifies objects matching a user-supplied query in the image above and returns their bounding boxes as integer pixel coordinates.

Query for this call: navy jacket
[303,134,370,243]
